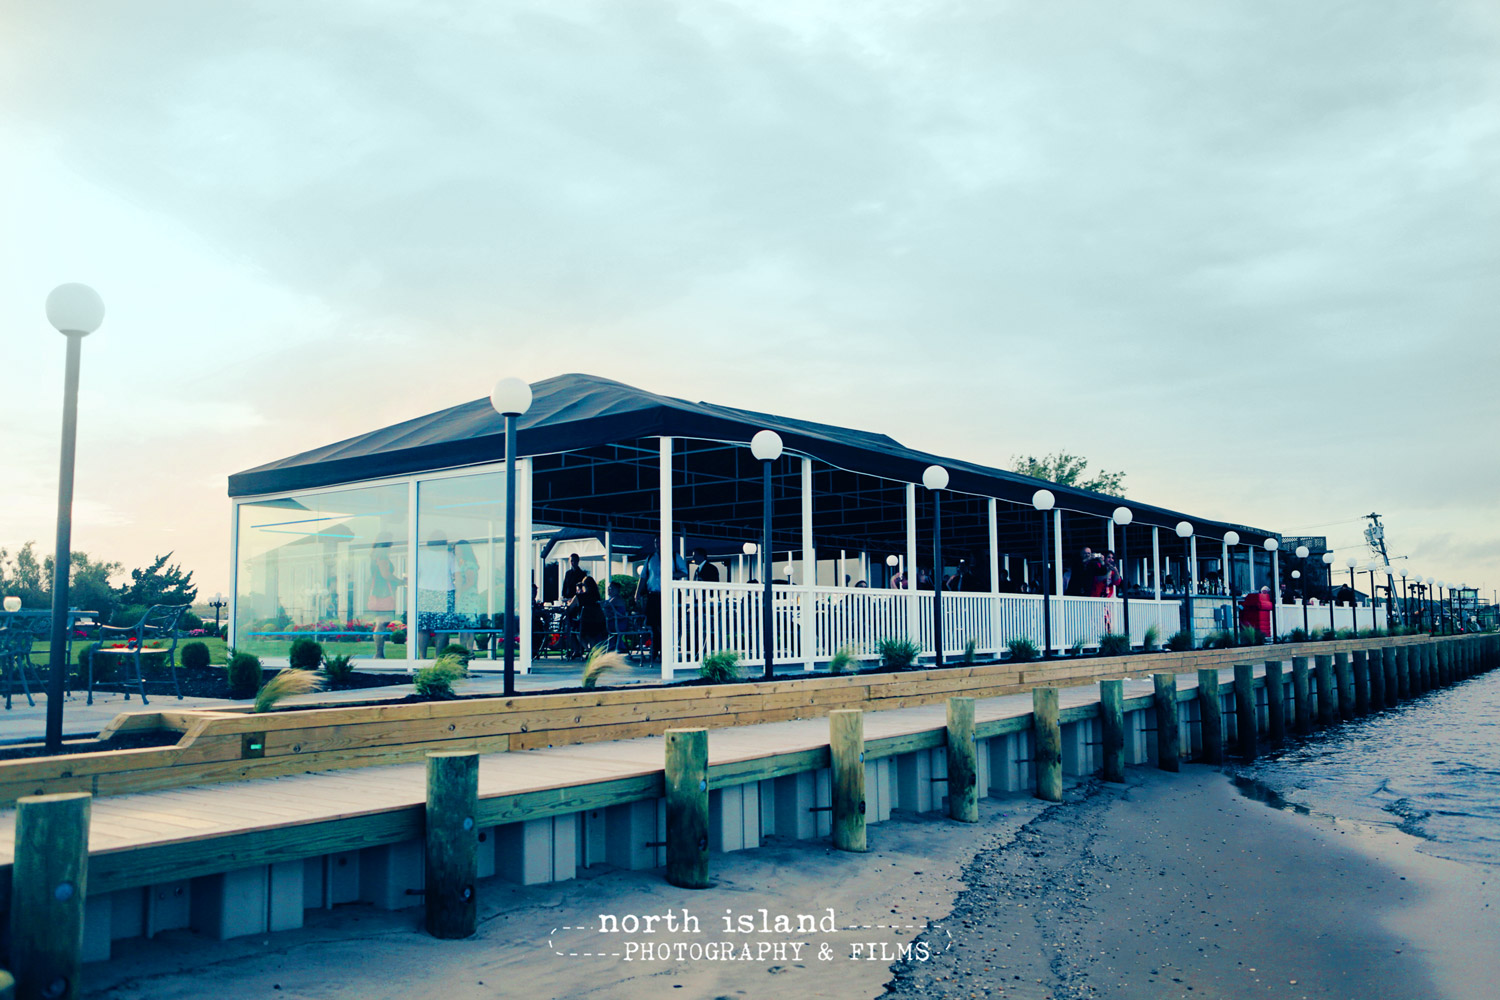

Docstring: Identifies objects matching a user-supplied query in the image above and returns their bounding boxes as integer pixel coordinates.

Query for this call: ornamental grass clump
[322,653,356,689]
[829,645,859,674]
[1143,624,1161,652]
[227,650,263,698]
[253,668,324,713]
[1098,632,1131,657]
[1166,629,1195,652]
[414,654,467,699]
[437,642,473,665]
[876,637,920,670]
[1066,639,1085,657]
[582,644,628,689]
[287,637,324,670]
[1006,638,1039,663]
[699,650,742,683]
[961,637,979,664]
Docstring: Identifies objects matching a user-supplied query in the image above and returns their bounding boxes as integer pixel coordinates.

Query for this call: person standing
[367,532,404,659]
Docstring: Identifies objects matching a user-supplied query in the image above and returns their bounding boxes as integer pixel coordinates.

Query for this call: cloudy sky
[2,0,1497,599]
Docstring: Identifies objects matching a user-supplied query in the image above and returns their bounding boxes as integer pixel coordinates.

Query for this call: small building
[226,373,1280,674]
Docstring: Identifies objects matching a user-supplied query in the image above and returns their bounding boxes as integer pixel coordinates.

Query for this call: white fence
[1275,602,1378,635]
[669,581,1185,671]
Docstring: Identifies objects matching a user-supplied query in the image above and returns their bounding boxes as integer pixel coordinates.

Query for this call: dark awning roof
[228,373,1277,542]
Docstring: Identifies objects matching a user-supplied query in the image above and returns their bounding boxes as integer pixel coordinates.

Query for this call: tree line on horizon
[0,543,200,627]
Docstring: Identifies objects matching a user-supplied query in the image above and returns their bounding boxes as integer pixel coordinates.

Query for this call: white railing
[669,582,1185,671]
[1275,602,1375,635]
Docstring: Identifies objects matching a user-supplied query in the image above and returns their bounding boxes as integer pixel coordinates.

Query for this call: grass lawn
[32,636,230,665]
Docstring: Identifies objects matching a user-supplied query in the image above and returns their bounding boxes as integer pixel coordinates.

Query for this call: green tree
[1012,452,1127,496]
[119,552,198,608]
[0,542,49,607]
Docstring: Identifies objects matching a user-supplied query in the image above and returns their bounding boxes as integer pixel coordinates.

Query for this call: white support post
[905,483,918,642]
[1107,519,1116,554]
[1247,546,1256,593]
[605,526,612,581]
[1272,549,1280,603]
[801,457,815,671]
[407,479,419,668]
[518,458,533,676]
[1053,509,1064,598]
[1151,527,1161,600]
[1221,539,1229,596]
[1190,536,1199,594]
[228,500,240,648]
[987,498,1000,653]
[659,437,675,680]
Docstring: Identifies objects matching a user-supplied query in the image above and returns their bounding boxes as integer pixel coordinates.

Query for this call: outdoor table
[0,608,99,707]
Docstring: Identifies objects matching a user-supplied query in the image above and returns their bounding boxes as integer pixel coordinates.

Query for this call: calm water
[1235,664,1500,866]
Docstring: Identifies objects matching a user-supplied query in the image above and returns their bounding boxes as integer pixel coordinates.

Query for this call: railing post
[829,710,866,851]
[11,792,91,1000]
[425,751,479,939]
[1291,656,1313,734]
[1197,668,1224,765]
[1152,673,1180,772]
[1264,660,1285,743]
[665,728,710,888]
[1032,687,1062,802]
[1099,679,1125,783]
[1233,663,1257,758]
[946,697,978,822]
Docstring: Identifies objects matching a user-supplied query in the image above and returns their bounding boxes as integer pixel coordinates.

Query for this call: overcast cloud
[2,0,1497,596]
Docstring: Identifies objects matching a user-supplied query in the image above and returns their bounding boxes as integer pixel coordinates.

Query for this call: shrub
[1098,632,1131,657]
[1358,628,1387,638]
[1202,629,1234,649]
[253,669,323,713]
[699,650,742,683]
[414,654,467,699]
[1007,638,1039,662]
[1334,628,1357,640]
[1239,626,1265,646]
[876,637,920,670]
[1287,627,1309,643]
[180,640,211,671]
[77,642,113,682]
[829,645,859,674]
[180,611,204,632]
[287,637,323,670]
[611,574,642,611]
[322,653,356,688]
[1166,629,1195,652]
[582,645,627,689]
[1319,628,1337,642]
[961,637,979,665]
[1143,624,1161,652]
[227,651,264,698]
[437,642,473,665]
[112,604,148,627]
[1065,640,1085,657]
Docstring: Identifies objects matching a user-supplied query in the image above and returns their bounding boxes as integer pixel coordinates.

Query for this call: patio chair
[604,606,653,663]
[534,607,571,660]
[0,620,39,710]
[93,603,190,704]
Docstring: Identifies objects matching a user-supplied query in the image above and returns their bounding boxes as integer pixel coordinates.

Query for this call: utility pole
[1364,513,1390,566]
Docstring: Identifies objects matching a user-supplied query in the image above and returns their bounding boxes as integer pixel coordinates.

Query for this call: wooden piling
[1099,679,1125,783]
[664,728,710,889]
[1352,650,1370,715]
[1368,645,1387,710]
[1411,644,1427,694]
[1233,664,1257,759]
[1264,660,1286,743]
[1291,657,1312,735]
[1314,654,1337,727]
[1334,653,1355,720]
[1396,646,1411,700]
[1153,673,1180,772]
[1437,642,1450,686]
[10,792,91,1000]
[946,698,978,823]
[1424,643,1437,689]
[829,709,867,849]
[1032,687,1062,802]
[1383,646,1399,702]
[1197,668,1224,765]
[425,751,478,939]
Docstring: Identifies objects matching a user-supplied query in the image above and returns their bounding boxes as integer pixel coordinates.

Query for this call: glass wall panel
[415,471,508,661]
[234,483,410,662]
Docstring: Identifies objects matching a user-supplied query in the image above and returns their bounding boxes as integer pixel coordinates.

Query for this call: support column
[947,697,978,822]
[1368,644,1387,710]
[664,728,709,889]
[659,438,675,680]
[1234,663,1257,758]
[1264,660,1285,743]
[11,792,90,1000]
[1334,652,1355,720]
[425,752,478,939]
[1352,650,1371,715]
[1151,527,1162,600]
[1271,548,1281,638]
[1189,536,1199,594]
[518,458,533,676]
[1153,673,1180,772]
[829,710,866,852]
[1099,678,1125,782]
[1032,687,1062,801]
[905,483,919,645]
[1383,646,1399,703]
[1396,646,1411,700]
[1315,654,1337,726]
[801,457,815,671]
[1197,668,1224,765]
[1292,656,1312,734]
[1052,509,1064,598]
[987,498,1000,653]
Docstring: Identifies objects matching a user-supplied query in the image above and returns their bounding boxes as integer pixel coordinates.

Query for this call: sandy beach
[82,766,1498,1000]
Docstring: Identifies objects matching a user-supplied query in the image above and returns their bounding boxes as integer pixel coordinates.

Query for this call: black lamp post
[490,377,532,696]
[209,592,227,634]
[1365,564,1378,634]
[750,430,783,680]
[1399,569,1410,628]
[1113,507,1133,646]
[1345,557,1360,632]
[1033,490,1055,657]
[43,283,105,753]
[1176,520,1194,641]
[1265,537,1280,643]
[1322,551,1336,632]
[923,465,949,666]
[1224,531,1241,638]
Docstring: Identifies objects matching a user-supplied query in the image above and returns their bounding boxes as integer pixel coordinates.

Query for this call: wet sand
[887,768,1500,999]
